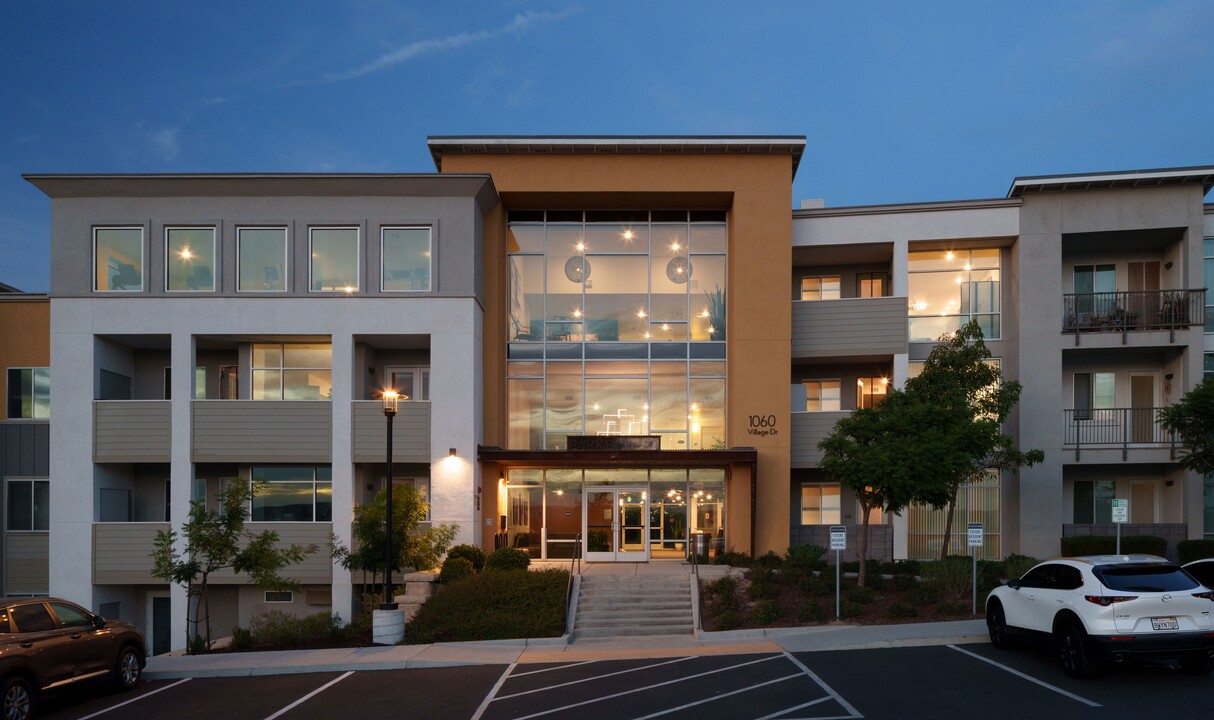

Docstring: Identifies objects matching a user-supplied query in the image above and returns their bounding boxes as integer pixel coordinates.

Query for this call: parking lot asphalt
[36,643,1214,720]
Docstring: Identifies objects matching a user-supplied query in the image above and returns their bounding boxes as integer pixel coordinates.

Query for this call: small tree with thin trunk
[151,478,317,653]
[1159,378,1214,475]
[819,389,960,586]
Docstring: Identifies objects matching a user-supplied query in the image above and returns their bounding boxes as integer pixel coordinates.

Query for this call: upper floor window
[1204,238,1213,333]
[801,276,840,301]
[856,376,889,409]
[801,483,841,525]
[94,227,143,292]
[382,227,432,292]
[908,248,1000,342]
[803,379,840,412]
[385,366,430,402]
[251,467,331,522]
[6,479,49,531]
[309,227,359,293]
[6,369,49,419]
[237,228,287,292]
[1205,353,1214,380]
[166,228,216,292]
[252,343,332,400]
[1074,372,1115,419]
[858,273,886,298]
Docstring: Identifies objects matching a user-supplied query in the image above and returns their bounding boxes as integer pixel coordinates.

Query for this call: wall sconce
[1164,261,1174,270]
[1165,373,1174,380]
[448,447,457,457]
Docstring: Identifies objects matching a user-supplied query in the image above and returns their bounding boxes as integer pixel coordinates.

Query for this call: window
[907,469,1000,560]
[165,227,215,292]
[1206,354,1214,380]
[10,603,56,632]
[6,368,49,419]
[908,248,1000,341]
[858,273,886,298]
[856,377,889,409]
[94,227,143,292]
[382,227,432,292]
[1074,264,1117,315]
[801,276,840,301]
[264,591,293,603]
[237,227,287,292]
[383,478,431,521]
[385,366,429,402]
[252,344,332,400]
[803,380,841,412]
[162,368,204,400]
[1205,239,1213,333]
[251,467,332,522]
[1074,372,1115,420]
[309,227,359,292]
[801,484,840,525]
[1073,479,1115,523]
[6,480,49,531]
[49,602,92,629]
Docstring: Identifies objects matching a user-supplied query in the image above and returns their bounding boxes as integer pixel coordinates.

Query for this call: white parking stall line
[947,645,1101,708]
[628,673,804,720]
[262,670,355,720]
[510,660,595,677]
[751,695,834,720]
[782,651,863,718]
[471,662,516,720]
[509,654,785,720]
[494,656,696,700]
[75,678,192,720]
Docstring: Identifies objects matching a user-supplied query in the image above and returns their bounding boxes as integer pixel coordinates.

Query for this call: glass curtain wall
[908,249,1000,342]
[506,211,727,450]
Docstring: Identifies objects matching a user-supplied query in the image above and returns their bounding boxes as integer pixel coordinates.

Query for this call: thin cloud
[152,127,181,161]
[316,9,576,84]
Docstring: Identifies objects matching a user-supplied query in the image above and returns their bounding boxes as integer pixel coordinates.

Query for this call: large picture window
[94,227,143,292]
[251,467,332,522]
[908,248,1000,341]
[237,228,287,292]
[165,228,216,292]
[803,380,840,412]
[801,484,840,525]
[6,479,49,531]
[251,343,332,400]
[6,368,50,419]
[309,227,359,292]
[382,227,431,292]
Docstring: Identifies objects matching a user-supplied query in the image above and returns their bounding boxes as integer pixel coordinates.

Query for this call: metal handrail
[1062,289,1206,345]
[565,533,582,618]
[1063,407,1179,460]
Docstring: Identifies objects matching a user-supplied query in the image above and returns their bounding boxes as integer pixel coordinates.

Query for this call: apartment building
[16,140,1214,652]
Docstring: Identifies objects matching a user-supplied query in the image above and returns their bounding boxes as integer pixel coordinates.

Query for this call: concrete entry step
[573,624,693,638]
[571,571,695,642]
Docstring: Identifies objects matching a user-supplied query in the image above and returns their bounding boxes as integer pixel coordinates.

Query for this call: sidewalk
[143,619,990,680]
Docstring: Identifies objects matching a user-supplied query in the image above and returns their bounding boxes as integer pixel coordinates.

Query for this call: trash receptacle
[692,532,710,558]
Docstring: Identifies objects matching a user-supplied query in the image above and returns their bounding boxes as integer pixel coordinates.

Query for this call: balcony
[1062,408,1178,462]
[192,401,331,463]
[792,297,907,360]
[94,401,171,462]
[791,411,849,467]
[351,401,431,463]
[1062,289,1206,345]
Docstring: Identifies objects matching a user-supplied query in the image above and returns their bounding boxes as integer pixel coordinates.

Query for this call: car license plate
[1151,617,1179,631]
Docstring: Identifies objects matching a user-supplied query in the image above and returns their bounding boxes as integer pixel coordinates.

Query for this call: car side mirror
[1007,580,1021,590]
[92,616,106,629]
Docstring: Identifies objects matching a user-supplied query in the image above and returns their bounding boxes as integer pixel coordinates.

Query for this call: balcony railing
[1062,289,1206,345]
[1062,408,1177,461]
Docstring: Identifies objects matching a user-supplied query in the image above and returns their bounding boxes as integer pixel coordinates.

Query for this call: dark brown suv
[0,597,146,720]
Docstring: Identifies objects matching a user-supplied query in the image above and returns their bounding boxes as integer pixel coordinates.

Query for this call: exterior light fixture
[380,388,403,611]
[448,447,457,457]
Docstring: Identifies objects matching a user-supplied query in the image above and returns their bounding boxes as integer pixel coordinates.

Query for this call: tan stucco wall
[441,152,793,556]
[0,299,50,420]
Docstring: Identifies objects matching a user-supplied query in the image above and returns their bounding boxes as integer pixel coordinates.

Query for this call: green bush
[229,625,254,651]
[753,600,782,625]
[748,566,779,601]
[1178,540,1214,564]
[888,559,922,576]
[922,556,972,602]
[713,550,753,568]
[865,574,887,591]
[704,575,743,631]
[754,551,784,570]
[891,575,918,592]
[798,600,827,623]
[446,544,487,571]
[839,599,863,620]
[405,568,568,643]
[936,599,968,615]
[885,603,919,619]
[908,584,940,606]
[246,611,345,649]
[440,556,475,583]
[799,573,833,596]
[1002,554,1038,581]
[1060,535,1167,557]
[485,547,531,571]
[846,585,875,604]
[785,544,828,572]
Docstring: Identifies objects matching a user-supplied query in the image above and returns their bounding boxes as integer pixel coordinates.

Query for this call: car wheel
[1,676,33,720]
[986,601,1010,649]
[1057,621,1097,679]
[113,645,142,691]
[1179,656,1214,675]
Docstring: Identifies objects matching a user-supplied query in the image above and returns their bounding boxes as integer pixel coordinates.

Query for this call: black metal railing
[564,533,582,628]
[1062,289,1206,344]
[1063,407,1178,460]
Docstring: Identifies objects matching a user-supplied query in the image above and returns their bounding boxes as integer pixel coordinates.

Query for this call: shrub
[888,559,921,576]
[229,625,254,651]
[921,556,972,602]
[798,600,827,623]
[865,574,886,591]
[748,566,779,601]
[785,544,828,572]
[446,544,487,571]
[839,599,863,620]
[891,575,918,592]
[754,551,784,570]
[1178,540,1214,564]
[1060,535,1167,557]
[405,568,568,643]
[714,550,753,568]
[704,575,743,631]
[753,600,782,625]
[846,585,875,604]
[247,611,344,649]
[1002,554,1038,581]
[885,603,918,619]
[935,599,968,615]
[908,584,940,606]
[485,547,531,571]
[440,556,475,584]
[799,573,833,596]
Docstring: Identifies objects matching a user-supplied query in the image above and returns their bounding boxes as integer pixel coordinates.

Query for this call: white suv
[985,555,1214,678]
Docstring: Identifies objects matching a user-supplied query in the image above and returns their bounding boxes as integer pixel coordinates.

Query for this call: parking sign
[1112,499,1128,523]
[967,523,983,548]
[829,526,846,551]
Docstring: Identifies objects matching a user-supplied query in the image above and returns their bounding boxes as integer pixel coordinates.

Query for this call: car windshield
[1094,564,1198,592]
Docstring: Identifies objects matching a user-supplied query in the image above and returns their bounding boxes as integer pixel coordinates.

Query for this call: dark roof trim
[427,135,807,178]
[477,445,758,468]
[1008,166,1214,198]
[24,173,499,211]
[794,197,1020,219]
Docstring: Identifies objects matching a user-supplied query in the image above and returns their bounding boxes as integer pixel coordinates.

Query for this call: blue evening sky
[2,1,1212,292]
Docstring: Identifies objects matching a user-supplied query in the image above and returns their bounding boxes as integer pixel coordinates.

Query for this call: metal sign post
[1112,499,1128,554]
[967,523,983,616]
[830,526,846,619]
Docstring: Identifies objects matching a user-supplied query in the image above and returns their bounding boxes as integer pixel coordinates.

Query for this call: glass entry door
[585,487,647,562]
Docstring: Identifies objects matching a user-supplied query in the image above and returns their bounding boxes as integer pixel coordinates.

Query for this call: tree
[1159,378,1214,474]
[819,389,961,586]
[151,479,317,653]
[332,485,458,605]
[904,320,1044,559]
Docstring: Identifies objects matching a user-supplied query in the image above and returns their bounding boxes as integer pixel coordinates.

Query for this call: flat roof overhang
[1008,166,1214,198]
[477,445,758,468]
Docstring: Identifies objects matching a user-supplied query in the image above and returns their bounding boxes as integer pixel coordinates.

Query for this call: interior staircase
[572,573,694,639]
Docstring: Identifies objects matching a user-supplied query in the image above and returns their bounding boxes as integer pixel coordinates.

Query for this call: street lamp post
[381,389,401,610]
